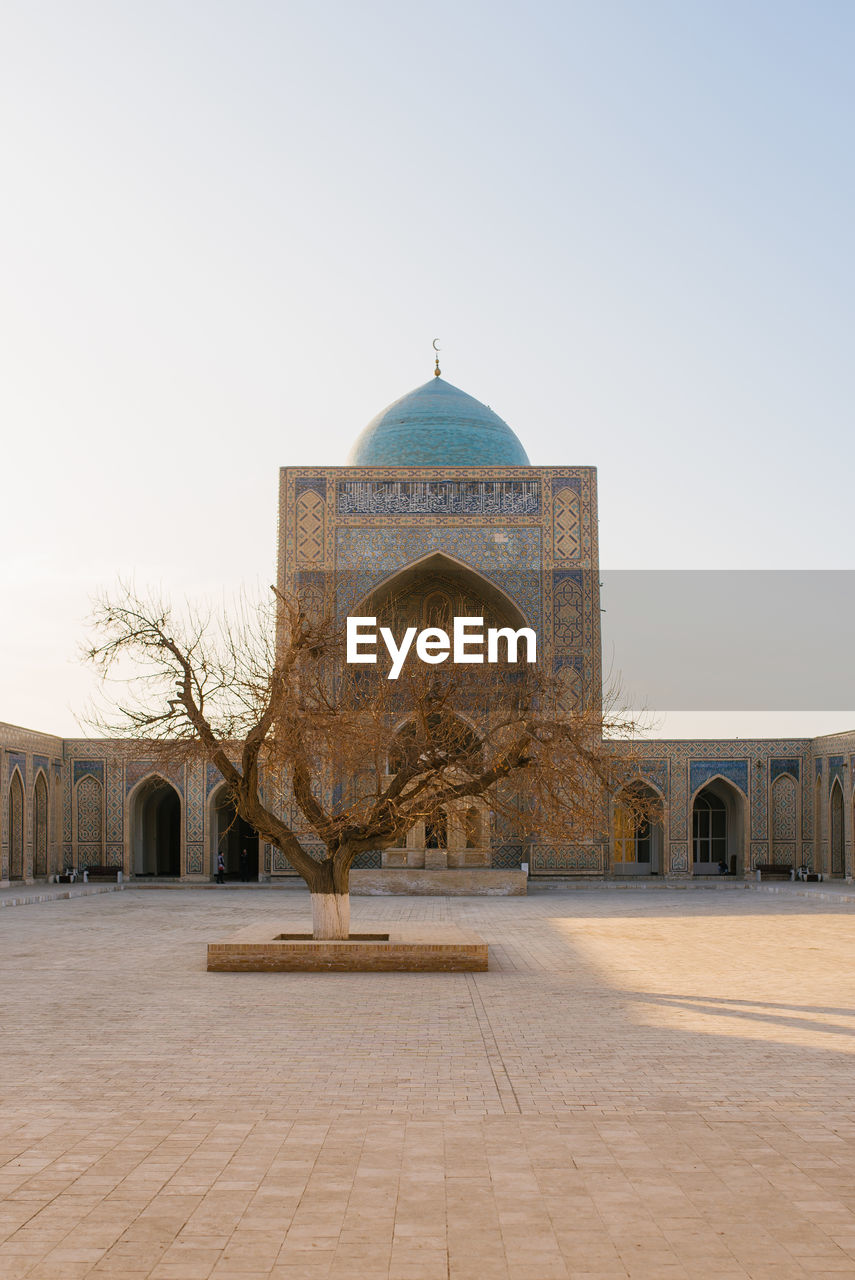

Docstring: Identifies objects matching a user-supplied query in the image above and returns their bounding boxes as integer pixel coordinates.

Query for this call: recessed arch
[770,771,798,867]
[128,774,181,877]
[613,780,664,876]
[830,778,845,877]
[691,776,746,876]
[33,769,49,879]
[354,550,530,630]
[209,781,259,882]
[463,807,481,849]
[8,767,24,880]
[387,711,483,775]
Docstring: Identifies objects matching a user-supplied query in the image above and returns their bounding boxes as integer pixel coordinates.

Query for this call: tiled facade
[2,377,853,885]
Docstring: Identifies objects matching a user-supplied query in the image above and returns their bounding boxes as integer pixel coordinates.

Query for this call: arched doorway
[355,552,528,870]
[692,778,745,876]
[33,771,48,878]
[613,782,664,876]
[212,786,259,881]
[9,770,24,880]
[425,812,447,849]
[830,780,845,877]
[131,777,181,877]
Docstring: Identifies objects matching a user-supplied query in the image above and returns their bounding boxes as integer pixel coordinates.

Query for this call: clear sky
[2,1,853,738]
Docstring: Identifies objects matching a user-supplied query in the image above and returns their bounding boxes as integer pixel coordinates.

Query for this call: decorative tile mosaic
[186,842,204,874]
[689,759,749,798]
[33,772,48,877]
[669,843,689,872]
[73,760,103,784]
[552,571,583,648]
[124,760,184,795]
[751,842,769,869]
[351,850,382,868]
[333,526,543,628]
[491,843,525,869]
[337,479,540,516]
[552,487,581,560]
[771,758,801,783]
[531,844,601,872]
[8,769,24,878]
[76,776,103,845]
[185,761,204,839]
[296,489,325,565]
[771,773,798,841]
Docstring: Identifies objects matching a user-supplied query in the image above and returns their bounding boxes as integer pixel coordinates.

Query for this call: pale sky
[2,1,853,738]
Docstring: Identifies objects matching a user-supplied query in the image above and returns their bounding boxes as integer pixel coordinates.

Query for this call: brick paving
[3,888,855,1278]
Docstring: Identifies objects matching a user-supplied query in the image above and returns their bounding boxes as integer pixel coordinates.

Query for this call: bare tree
[85,582,649,938]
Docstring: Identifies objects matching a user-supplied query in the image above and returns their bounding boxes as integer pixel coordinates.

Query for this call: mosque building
[2,365,853,886]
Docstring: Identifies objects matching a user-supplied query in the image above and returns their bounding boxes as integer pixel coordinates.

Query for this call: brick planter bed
[207,922,488,972]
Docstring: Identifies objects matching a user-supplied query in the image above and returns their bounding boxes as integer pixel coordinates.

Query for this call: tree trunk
[311,891,351,939]
[310,857,351,939]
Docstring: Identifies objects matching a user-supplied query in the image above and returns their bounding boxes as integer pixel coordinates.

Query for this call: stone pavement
[3,889,855,1278]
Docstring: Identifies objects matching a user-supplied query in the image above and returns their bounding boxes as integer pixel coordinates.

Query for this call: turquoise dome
[347,377,529,466]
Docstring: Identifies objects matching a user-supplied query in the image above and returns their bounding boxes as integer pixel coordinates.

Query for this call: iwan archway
[210,783,259,881]
[130,776,181,877]
[356,550,531,635]
[613,781,664,876]
[692,777,746,876]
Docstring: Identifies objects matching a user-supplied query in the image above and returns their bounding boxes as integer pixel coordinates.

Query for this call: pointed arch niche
[8,769,25,880]
[33,770,49,879]
[830,780,845,877]
[770,772,799,868]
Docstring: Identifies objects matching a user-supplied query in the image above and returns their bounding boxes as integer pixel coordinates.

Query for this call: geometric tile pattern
[333,525,543,630]
[771,772,798,841]
[689,759,749,798]
[76,775,103,845]
[296,490,325,566]
[106,764,123,846]
[33,771,48,877]
[8,768,24,879]
[669,843,689,872]
[552,486,581,560]
[491,843,525,869]
[531,844,602,872]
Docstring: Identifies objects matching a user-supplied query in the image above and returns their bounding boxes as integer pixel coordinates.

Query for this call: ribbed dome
[347,377,529,466]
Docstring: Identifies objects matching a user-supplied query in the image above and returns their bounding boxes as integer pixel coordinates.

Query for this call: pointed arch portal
[212,786,259,881]
[614,782,664,876]
[131,777,181,877]
[692,778,745,876]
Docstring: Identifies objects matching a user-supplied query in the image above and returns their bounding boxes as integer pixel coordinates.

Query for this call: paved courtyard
[3,887,855,1279]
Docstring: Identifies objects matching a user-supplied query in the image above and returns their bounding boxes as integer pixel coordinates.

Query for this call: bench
[84,866,122,882]
[756,863,793,880]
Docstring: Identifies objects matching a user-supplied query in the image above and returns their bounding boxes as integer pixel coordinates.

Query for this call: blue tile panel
[689,759,749,797]
[770,758,801,783]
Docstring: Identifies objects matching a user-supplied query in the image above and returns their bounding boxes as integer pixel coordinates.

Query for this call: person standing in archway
[216,849,225,884]
[239,846,249,882]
